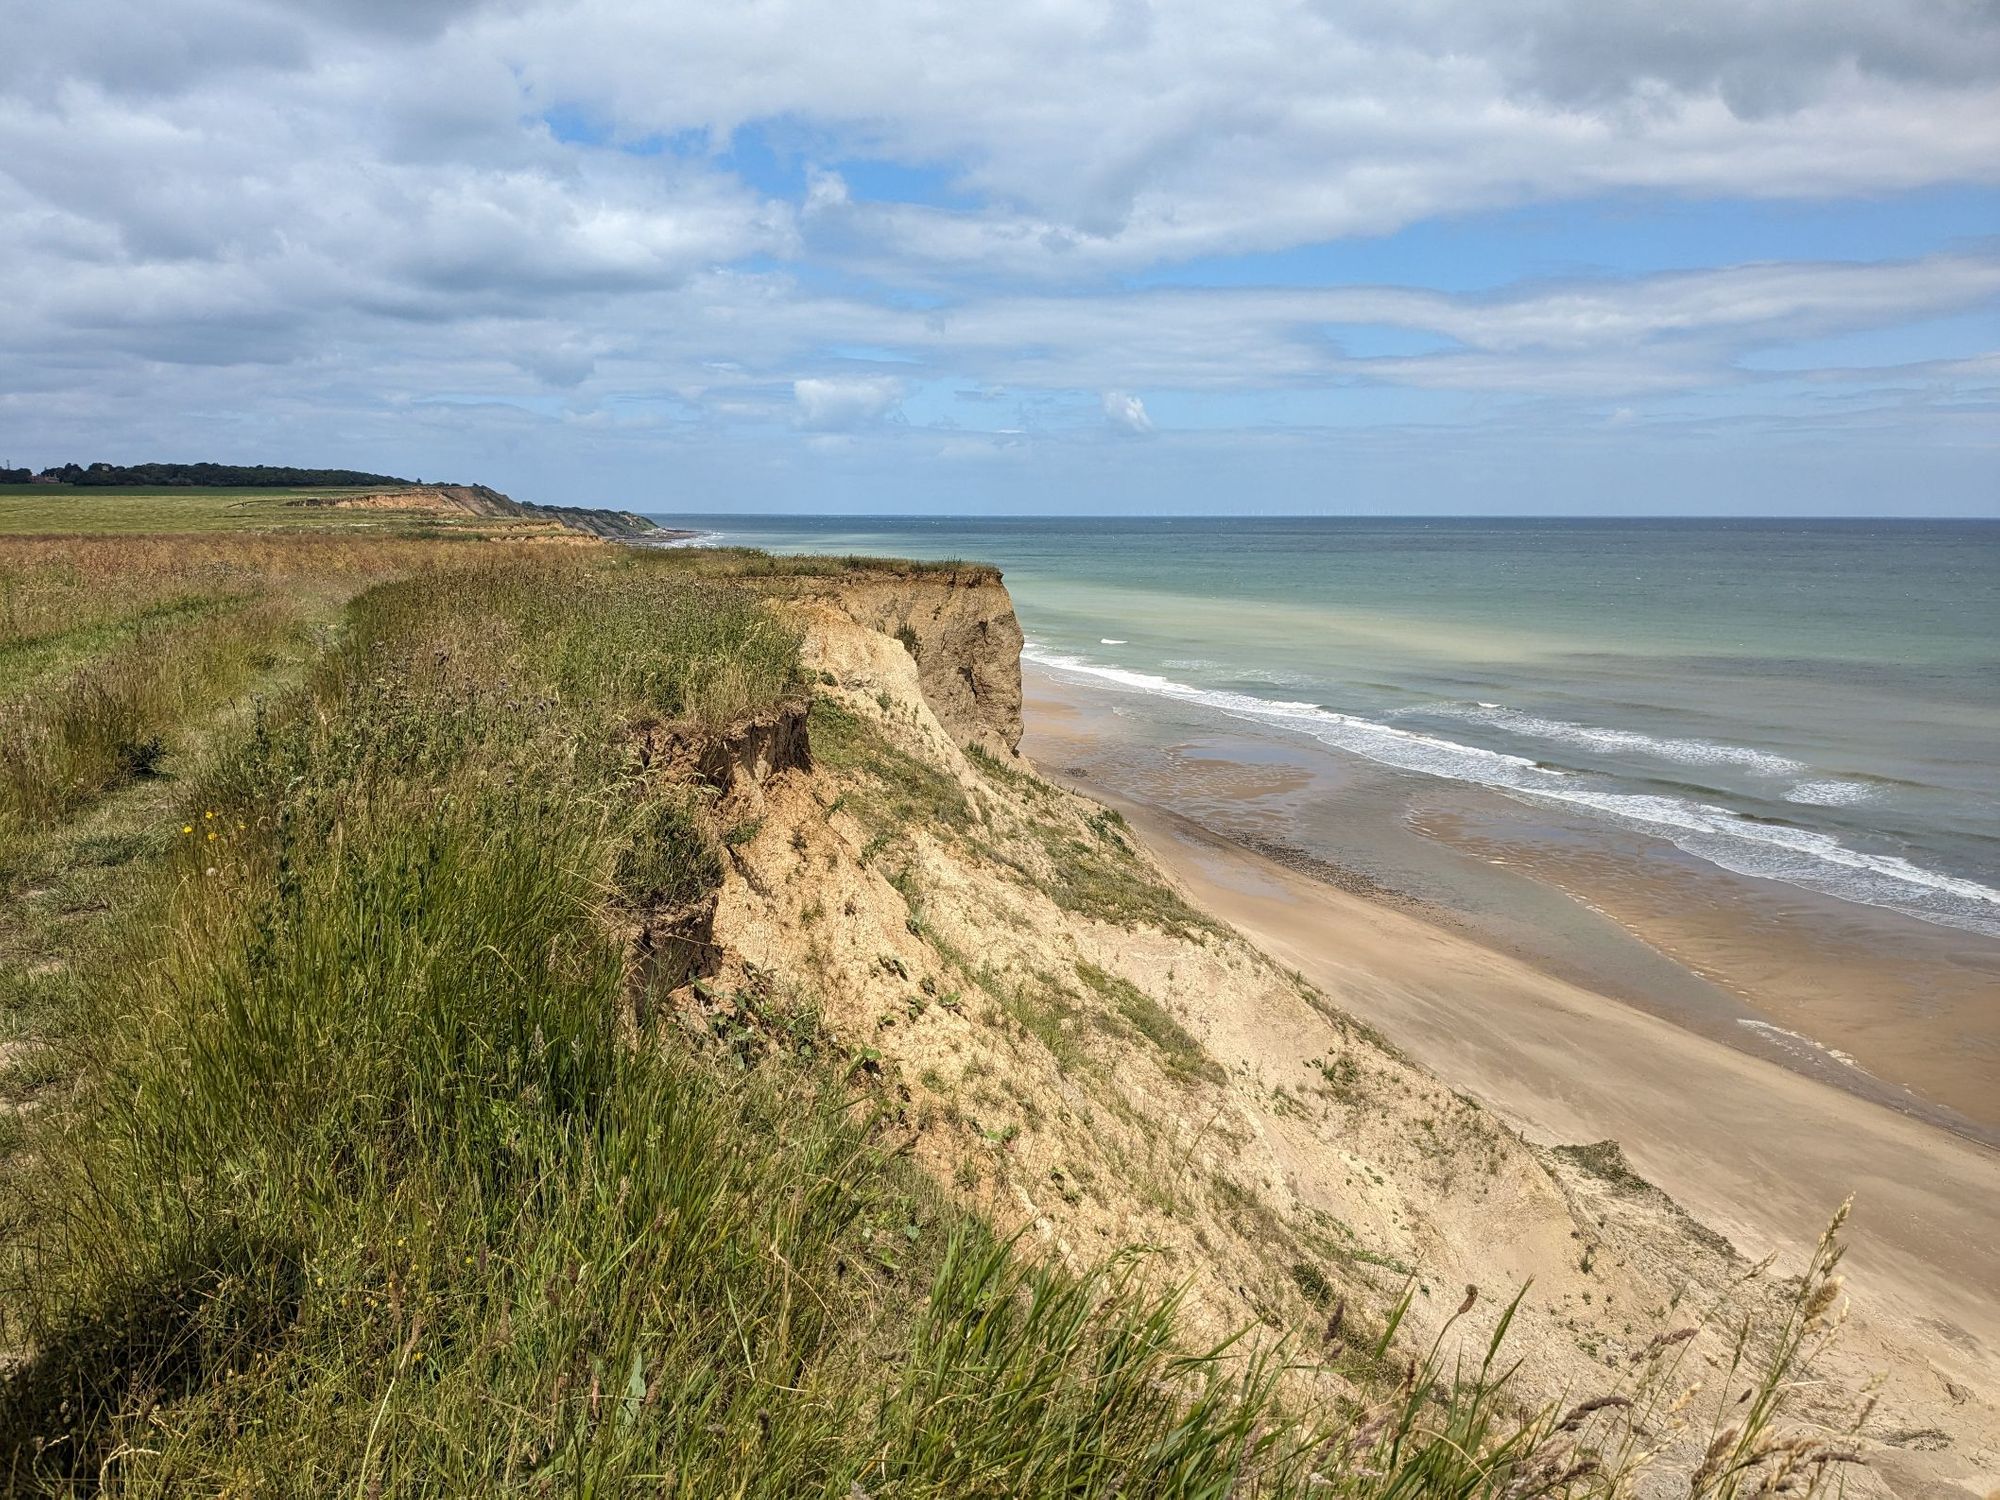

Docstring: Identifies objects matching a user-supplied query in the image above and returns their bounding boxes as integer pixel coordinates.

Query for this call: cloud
[793,375,903,429]
[1102,391,1154,433]
[480,0,2000,271]
[802,168,849,217]
[0,0,1995,511]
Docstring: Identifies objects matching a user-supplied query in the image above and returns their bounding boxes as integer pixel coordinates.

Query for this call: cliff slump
[636,564,1993,1499]
[769,567,1024,752]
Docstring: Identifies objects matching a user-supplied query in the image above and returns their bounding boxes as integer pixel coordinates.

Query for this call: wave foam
[1432,703,1804,775]
[1737,1019,1868,1073]
[1024,643,2000,939]
[1784,778,1878,807]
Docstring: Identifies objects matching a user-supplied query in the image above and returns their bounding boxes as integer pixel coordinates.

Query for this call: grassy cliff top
[0,484,427,534]
[658,544,1002,583]
[0,484,649,540]
[0,505,1851,1498]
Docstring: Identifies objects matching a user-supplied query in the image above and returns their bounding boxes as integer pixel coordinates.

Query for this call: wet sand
[1411,801,2000,1135]
[1022,667,2000,1143]
[1023,667,2000,1394]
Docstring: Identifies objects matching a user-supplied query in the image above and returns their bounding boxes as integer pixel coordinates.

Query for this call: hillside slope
[290,483,660,538]
[691,575,1996,1500]
[1,536,1984,1497]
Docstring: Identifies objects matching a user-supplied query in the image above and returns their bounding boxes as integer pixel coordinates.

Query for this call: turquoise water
[659,516,2000,938]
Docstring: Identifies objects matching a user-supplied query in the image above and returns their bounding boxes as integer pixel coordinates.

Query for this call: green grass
[0,599,308,870]
[0,530,1869,1499]
[1075,961,1227,1085]
[0,591,253,699]
[616,792,724,907]
[650,546,999,582]
[343,552,805,735]
[0,487,410,535]
[1025,815,1221,941]
[0,563,1328,1496]
[964,740,1056,801]
[808,695,974,837]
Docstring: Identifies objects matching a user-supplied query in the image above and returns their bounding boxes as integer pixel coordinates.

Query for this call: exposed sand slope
[1025,678,2000,1500]
[674,591,1996,1500]
[287,484,656,538]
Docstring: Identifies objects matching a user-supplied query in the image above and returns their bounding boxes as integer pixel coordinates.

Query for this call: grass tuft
[808,695,973,837]
[1076,960,1227,1085]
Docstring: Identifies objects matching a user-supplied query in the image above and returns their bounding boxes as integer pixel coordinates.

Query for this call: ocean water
[658,516,2000,939]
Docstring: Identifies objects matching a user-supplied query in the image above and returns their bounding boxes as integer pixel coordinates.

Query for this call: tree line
[0,462,412,487]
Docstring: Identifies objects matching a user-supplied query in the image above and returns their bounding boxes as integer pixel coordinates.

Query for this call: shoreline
[624,526,703,547]
[1021,667,2000,1393]
[1019,661,2000,1142]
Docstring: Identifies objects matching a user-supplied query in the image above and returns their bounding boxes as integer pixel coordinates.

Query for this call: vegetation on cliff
[0,520,1866,1496]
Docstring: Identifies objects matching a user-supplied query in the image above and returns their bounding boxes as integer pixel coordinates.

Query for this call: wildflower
[181,824,193,835]
[206,831,218,842]
[204,810,217,821]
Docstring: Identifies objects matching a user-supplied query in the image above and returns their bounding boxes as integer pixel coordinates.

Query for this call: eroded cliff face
[657,572,1994,1500]
[769,567,1024,752]
[291,484,657,538]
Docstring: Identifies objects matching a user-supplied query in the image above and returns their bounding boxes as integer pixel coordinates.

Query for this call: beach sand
[1021,667,2000,1142]
[1024,667,2000,1400]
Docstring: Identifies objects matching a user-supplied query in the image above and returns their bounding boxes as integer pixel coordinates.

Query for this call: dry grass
[0,538,524,875]
[0,526,1874,1499]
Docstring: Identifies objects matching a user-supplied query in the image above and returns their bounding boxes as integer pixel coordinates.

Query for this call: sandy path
[1024,686,2000,1408]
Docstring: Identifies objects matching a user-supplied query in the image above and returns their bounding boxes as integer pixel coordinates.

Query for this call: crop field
[0,485,440,536]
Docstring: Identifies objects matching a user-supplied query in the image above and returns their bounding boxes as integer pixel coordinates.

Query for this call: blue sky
[2,0,1997,514]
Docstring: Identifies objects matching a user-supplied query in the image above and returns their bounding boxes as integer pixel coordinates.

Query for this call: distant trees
[23,462,412,487]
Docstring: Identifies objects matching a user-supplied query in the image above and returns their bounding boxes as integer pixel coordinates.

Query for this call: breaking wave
[1024,644,2000,939]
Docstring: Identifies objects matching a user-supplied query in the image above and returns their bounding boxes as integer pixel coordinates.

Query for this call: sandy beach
[1023,666,2000,1402]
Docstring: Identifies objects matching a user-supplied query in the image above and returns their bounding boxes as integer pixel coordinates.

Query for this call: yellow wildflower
[181,824,193,835]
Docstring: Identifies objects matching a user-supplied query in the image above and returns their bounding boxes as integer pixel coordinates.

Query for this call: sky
[2,1,1998,515]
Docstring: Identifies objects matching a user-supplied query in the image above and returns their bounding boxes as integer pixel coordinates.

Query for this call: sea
[660,514,2000,947]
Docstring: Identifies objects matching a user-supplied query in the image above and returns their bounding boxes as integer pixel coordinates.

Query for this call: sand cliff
[656,568,1996,1500]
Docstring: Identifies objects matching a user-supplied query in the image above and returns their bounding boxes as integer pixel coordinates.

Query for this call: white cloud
[1102,390,1153,433]
[792,375,903,429]
[802,168,849,217]
[479,0,2000,271]
[0,0,1995,510]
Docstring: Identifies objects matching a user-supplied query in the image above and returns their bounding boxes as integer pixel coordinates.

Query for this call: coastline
[1018,660,2000,1143]
[1022,666,2000,1393]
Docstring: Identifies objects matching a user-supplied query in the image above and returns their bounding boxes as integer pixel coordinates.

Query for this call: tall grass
[0,537,524,873]
[0,601,307,873]
[1,558,1869,1498]
[0,535,494,657]
[342,553,805,733]
[0,567,1313,1495]
[649,547,997,582]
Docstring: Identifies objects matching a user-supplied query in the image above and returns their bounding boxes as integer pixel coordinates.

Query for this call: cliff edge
[666,567,1996,1500]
